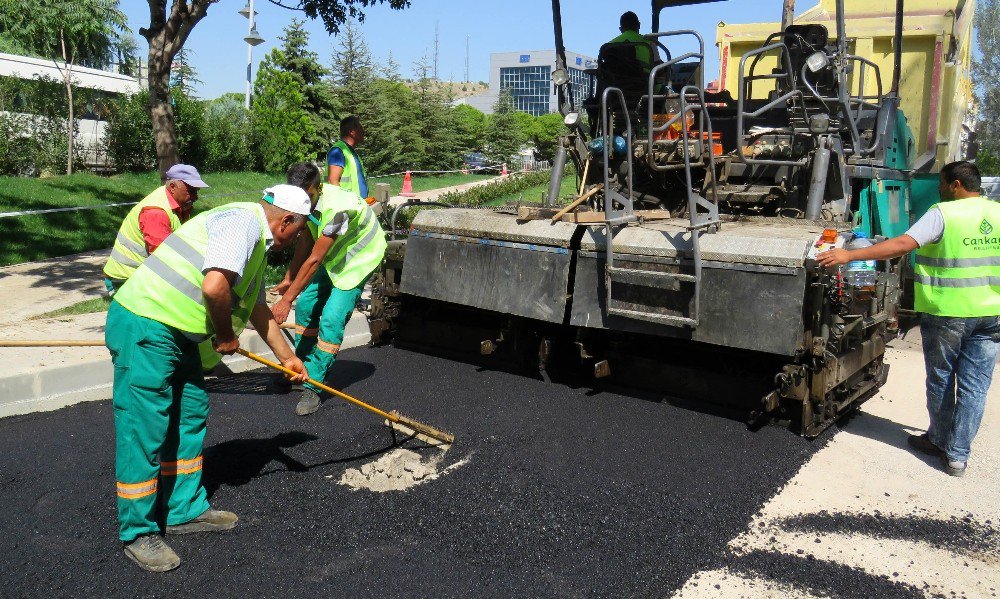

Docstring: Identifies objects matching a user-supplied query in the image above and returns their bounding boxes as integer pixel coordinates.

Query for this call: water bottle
[844,230,877,288]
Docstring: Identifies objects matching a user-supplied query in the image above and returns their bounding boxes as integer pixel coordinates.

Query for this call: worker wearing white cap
[105,185,313,573]
[103,164,210,294]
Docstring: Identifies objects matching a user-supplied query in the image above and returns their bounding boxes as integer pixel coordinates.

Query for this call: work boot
[165,508,238,535]
[945,458,967,477]
[907,433,943,457]
[295,389,321,416]
[123,535,181,572]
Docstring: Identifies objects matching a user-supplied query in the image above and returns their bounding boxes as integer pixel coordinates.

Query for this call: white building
[456,49,596,116]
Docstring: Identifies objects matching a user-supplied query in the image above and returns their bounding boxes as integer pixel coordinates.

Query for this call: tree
[329,20,376,115]
[171,47,202,97]
[139,0,411,179]
[0,0,133,69]
[974,0,1000,174]
[526,112,567,160]
[273,19,338,155]
[452,104,487,157]
[411,51,458,170]
[484,89,523,166]
[1,0,134,174]
[252,54,314,172]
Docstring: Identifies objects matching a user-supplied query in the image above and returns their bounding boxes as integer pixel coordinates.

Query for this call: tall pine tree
[272,18,338,158]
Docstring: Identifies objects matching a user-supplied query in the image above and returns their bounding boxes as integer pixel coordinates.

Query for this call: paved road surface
[0,344,988,597]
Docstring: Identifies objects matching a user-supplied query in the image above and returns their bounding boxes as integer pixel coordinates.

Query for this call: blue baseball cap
[165,164,209,188]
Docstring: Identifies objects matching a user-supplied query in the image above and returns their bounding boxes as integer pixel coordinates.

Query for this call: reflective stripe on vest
[913,196,1000,317]
[331,139,363,198]
[103,187,181,281]
[314,185,387,290]
[114,203,269,344]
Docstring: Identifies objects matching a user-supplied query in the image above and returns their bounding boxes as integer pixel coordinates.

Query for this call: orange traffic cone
[401,170,416,197]
[501,163,508,177]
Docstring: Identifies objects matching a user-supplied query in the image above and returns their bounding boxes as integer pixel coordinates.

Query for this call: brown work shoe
[124,534,181,572]
[907,433,944,457]
[165,508,238,535]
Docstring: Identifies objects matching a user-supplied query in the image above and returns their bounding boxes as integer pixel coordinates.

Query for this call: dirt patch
[339,448,470,492]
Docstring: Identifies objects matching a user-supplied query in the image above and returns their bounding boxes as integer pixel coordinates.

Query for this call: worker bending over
[103,164,208,295]
[106,186,312,572]
[818,161,999,477]
[272,182,387,416]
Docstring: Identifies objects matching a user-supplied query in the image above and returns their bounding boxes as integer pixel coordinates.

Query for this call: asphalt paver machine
[370,0,916,436]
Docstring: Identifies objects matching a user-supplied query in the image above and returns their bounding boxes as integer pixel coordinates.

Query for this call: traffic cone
[501,163,508,177]
[461,166,469,175]
[400,170,416,197]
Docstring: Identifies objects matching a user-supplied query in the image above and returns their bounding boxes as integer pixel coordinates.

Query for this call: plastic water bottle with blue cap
[844,229,877,288]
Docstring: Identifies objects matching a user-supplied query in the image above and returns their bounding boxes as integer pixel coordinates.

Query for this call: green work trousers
[105,301,211,542]
[294,270,369,393]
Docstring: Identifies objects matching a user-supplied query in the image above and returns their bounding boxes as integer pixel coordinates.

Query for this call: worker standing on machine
[271,181,387,416]
[105,186,312,572]
[102,164,207,295]
[818,161,1000,478]
[327,115,368,199]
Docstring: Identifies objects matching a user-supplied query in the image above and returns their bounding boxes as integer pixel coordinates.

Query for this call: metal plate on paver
[401,233,572,324]
[580,219,823,268]
[412,209,578,248]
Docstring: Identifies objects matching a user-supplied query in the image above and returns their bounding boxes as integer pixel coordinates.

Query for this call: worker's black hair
[340,115,362,138]
[620,11,640,31]
[941,161,981,193]
[286,161,321,192]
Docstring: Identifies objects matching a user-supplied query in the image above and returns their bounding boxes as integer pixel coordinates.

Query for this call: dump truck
[369,0,947,437]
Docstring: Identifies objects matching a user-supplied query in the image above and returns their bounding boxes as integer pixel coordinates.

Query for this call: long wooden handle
[236,348,396,422]
[551,183,603,222]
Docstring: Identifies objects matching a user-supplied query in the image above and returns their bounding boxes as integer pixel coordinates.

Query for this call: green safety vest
[609,30,653,69]
[103,186,181,281]
[331,139,364,198]
[914,196,1000,317]
[309,184,387,290]
[114,203,270,369]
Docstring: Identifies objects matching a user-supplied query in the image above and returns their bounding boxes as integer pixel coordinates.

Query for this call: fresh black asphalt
[0,345,927,597]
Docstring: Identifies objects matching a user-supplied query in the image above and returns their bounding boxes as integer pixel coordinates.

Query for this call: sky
[120,0,794,100]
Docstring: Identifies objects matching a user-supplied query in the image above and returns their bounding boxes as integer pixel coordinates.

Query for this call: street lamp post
[240,0,265,110]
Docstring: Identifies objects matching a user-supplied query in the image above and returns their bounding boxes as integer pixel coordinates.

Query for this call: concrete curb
[0,311,372,419]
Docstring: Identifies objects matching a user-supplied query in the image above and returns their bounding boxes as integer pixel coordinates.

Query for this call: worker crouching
[105,185,312,572]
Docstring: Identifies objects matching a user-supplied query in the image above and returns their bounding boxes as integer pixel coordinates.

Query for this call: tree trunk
[60,31,74,176]
[148,50,178,181]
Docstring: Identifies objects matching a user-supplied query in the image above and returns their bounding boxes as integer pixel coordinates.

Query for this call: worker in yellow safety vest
[102,164,208,294]
[607,11,657,74]
[818,161,1000,478]
[271,181,388,416]
[327,114,368,199]
[105,185,313,573]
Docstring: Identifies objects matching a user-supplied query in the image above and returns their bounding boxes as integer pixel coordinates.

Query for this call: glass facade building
[484,50,595,117]
[499,66,552,116]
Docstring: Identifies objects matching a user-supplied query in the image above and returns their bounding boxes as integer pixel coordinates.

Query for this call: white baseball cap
[263,184,311,216]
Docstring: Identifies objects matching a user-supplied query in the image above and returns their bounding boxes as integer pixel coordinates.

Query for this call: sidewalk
[0,250,371,418]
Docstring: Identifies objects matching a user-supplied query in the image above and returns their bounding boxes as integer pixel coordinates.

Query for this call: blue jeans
[920,314,1000,462]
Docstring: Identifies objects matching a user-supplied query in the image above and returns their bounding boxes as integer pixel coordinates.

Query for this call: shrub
[203,94,255,172]
[104,91,155,172]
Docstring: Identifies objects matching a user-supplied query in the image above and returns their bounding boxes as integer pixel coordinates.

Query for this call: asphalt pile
[1,345,829,597]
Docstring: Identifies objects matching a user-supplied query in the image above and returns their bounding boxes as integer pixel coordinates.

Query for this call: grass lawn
[487,172,581,206]
[31,296,112,319]
[0,171,492,266]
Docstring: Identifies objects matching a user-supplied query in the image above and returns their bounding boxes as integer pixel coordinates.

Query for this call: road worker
[105,185,312,572]
[271,181,387,416]
[818,161,1000,478]
[102,164,207,295]
[327,115,368,199]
